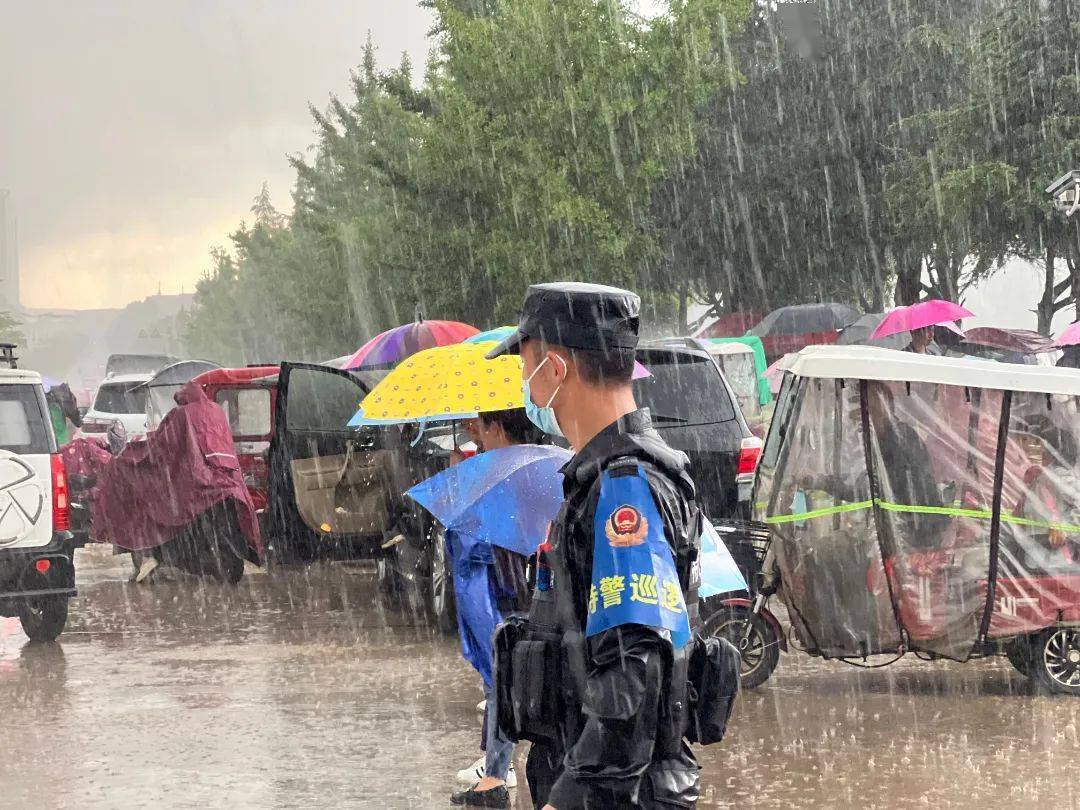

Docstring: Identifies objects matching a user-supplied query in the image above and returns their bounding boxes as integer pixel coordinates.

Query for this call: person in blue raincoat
[448,408,542,808]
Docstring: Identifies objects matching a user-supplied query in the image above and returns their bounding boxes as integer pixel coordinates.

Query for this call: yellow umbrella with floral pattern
[347,342,524,427]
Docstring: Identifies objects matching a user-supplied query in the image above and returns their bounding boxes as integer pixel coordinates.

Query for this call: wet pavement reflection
[0,547,1076,808]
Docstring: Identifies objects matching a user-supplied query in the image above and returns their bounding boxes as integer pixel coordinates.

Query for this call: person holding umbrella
[444,409,541,806]
[43,380,82,446]
[402,408,570,808]
[870,299,972,354]
[906,325,937,355]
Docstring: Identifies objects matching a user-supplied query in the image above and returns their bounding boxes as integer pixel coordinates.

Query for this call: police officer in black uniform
[487,282,709,809]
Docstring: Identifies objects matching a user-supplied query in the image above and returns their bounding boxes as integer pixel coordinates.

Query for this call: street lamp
[1046,170,1080,217]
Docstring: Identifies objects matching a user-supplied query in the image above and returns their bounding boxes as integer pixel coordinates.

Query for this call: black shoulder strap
[546,519,589,707]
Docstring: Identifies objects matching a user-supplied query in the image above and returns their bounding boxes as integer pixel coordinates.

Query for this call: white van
[703,341,763,421]
[0,345,75,641]
[79,371,152,439]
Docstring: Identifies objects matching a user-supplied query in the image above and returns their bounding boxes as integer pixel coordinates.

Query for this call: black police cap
[485,282,641,359]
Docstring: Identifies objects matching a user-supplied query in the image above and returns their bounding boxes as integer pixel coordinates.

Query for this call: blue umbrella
[409,443,570,687]
[407,444,570,556]
[464,326,515,345]
[698,522,749,597]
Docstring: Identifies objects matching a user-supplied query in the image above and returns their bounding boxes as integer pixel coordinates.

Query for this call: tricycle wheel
[212,548,245,585]
[702,604,779,689]
[18,596,69,643]
[1004,636,1037,678]
[1033,627,1080,695]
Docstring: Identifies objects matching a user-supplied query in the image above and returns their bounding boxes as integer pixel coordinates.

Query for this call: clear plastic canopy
[755,367,1080,661]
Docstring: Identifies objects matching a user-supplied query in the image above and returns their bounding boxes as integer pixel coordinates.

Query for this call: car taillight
[736,436,763,483]
[240,455,269,491]
[51,454,70,531]
[80,419,110,434]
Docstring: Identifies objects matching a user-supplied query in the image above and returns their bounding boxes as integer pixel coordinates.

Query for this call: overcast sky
[2,0,434,310]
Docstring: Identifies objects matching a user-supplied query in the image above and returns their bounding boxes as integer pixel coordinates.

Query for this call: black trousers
[525,741,693,809]
[525,741,560,809]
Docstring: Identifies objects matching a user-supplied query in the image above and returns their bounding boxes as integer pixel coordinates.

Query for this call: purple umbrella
[341,320,479,370]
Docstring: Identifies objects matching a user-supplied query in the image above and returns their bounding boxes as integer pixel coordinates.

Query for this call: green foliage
[401,0,751,326]
[185,1,748,359]
[185,0,1080,357]
[891,0,1080,329]
[657,0,990,322]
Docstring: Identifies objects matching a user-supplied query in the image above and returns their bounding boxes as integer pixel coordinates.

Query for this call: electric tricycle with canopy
[728,345,1080,693]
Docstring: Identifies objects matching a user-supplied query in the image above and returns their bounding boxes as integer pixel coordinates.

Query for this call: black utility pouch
[505,589,564,744]
[686,634,740,745]
[492,615,529,741]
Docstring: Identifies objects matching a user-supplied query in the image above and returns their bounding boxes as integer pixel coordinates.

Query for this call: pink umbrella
[1054,322,1080,348]
[870,299,973,340]
[764,355,793,395]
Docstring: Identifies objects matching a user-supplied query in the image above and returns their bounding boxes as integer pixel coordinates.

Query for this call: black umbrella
[141,360,221,389]
[137,360,222,429]
[748,303,861,337]
[836,313,910,350]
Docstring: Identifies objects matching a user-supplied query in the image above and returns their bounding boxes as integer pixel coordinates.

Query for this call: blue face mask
[523,355,565,437]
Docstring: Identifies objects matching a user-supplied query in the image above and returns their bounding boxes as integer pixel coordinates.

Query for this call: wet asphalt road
[1,548,1078,809]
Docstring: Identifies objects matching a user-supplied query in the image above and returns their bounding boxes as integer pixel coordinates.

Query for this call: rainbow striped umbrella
[342,320,479,370]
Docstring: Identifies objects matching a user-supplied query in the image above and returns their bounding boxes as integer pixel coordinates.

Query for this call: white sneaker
[476,699,487,713]
[134,557,159,584]
[455,758,518,789]
[456,757,485,786]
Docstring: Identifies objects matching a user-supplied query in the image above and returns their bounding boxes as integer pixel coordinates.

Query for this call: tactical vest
[497,431,704,754]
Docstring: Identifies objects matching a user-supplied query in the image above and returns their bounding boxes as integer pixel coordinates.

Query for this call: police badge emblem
[605,504,648,547]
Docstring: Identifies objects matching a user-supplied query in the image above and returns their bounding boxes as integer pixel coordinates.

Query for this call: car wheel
[377,526,430,621]
[701,604,779,689]
[1033,627,1080,695]
[426,524,457,634]
[18,596,69,643]
[1004,636,1037,678]
[376,556,400,602]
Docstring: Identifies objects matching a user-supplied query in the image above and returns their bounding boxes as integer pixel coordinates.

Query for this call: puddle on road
[0,552,1075,808]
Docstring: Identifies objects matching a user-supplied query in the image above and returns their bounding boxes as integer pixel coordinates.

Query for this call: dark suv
[634,338,761,521]
[383,339,762,632]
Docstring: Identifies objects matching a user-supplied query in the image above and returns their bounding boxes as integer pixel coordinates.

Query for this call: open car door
[269,362,406,562]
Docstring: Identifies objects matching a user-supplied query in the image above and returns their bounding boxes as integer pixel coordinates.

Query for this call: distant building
[22,293,195,390]
[0,190,22,313]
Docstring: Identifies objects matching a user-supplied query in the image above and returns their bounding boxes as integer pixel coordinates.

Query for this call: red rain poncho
[63,437,113,479]
[92,382,262,556]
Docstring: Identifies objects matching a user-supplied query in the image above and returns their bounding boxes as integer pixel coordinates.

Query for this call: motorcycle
[65,423,125,548]
[91,384,263,584]
[699,519,786,689]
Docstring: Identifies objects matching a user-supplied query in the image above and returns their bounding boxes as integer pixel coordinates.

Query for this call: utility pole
[0,189,22,313]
